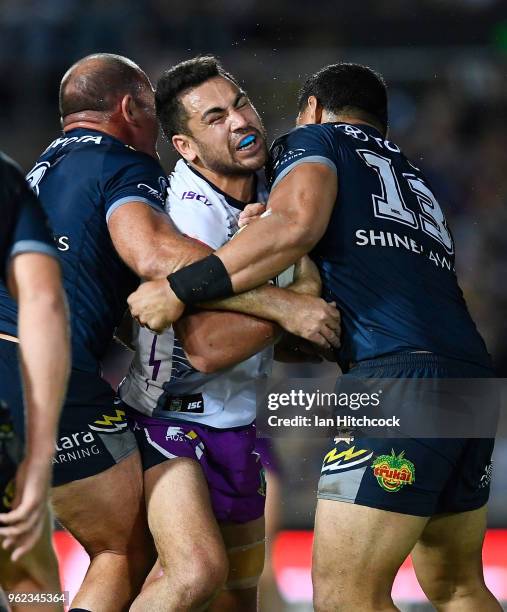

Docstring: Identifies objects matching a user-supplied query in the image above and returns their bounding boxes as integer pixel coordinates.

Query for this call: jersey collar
[185,162,257,211]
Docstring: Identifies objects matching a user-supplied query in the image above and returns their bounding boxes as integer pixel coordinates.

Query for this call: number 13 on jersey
[357,150,454,254]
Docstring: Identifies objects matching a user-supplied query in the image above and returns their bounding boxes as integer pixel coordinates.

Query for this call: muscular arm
[0,253,70,560]
[108,203,302,319]
[107,202,210,278]
[175,311,279,373]
[173,255,323,373]
[8,253,70,460]
[113,203,339,345]
[215,163,337,292]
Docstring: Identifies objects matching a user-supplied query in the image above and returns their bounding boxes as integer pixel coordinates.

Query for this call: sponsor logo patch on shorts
[53,430,101,464]
[165,426,185,442]
[89,409,128,433]
[479,461,493,489]
[371,450,415,493]
[321,439,373,474]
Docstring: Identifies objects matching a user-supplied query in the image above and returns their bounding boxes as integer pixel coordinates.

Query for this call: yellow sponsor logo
[89,409,128,433]
[321,444,374,474]
[94,409,126,427]
[324,445,369,464]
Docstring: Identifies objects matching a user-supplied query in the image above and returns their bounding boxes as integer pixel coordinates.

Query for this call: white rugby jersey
[119,159,273,428]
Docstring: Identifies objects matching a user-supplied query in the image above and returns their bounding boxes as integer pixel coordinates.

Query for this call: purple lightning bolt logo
[149,335,161,381]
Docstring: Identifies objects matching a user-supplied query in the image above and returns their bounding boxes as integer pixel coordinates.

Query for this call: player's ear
[296,95,322,126]
[120,94,137,125]
[307,95,323,124]
[172,134,198,162]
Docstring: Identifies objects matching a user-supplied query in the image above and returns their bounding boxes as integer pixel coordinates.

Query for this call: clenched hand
[278,293,341,349]
[128,279,185,333]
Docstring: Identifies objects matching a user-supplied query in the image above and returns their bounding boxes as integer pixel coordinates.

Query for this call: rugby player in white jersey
[120,56,333,611]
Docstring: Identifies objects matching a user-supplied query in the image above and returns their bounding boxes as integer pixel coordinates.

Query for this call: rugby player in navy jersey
[0,153,69,609]
[130,64,501,611]
[3,53,339,612]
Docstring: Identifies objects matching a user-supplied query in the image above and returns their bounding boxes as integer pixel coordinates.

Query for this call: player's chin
[233,146,267,170]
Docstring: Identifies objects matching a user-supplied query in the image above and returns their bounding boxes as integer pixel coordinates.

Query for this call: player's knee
[187,558,228,602]
[424,574,488,608]
[76,509,155,580]
[0,535,60,593]
[164,545,228,601]
[0,559,57,594]
[86,542,155,591]
[127,545,157,584]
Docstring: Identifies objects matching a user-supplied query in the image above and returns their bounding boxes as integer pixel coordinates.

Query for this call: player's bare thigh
[129,457,227,611]
[50,451,155,612]
[312,498,428,611]
[144,456,226,563]
[141,458,228,600]
[137,459,263,611]
[51,451,149,555]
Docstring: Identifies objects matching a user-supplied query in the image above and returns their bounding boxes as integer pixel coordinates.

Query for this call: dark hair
[59,53,149,118]
[156,55,239,140]
[297,63,388,133]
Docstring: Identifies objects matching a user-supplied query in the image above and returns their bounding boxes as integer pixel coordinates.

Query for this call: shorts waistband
[350,352,492,372]
[123,403,256,433]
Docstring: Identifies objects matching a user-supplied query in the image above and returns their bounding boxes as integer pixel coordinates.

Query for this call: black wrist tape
[168,254,234,305]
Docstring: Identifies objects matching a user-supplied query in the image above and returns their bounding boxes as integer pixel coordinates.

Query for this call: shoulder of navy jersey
[101,144,168,222]
[37,129,168,223]
[0,152,57,283]
[267,124,339,189]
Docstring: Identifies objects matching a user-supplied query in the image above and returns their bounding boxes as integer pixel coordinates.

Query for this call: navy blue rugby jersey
[0,129,167,373]
[0,152,57,285]
[267,122,491,369]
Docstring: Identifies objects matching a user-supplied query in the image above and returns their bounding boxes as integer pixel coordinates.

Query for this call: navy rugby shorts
[317,353,495,516]
[53,371,137,487]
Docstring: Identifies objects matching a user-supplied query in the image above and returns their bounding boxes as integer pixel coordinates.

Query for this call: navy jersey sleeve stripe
[10,239,58,260]
[102,149,167,221]
[272,156,337,189]
[267,124,338,190]
[105,196,165,223]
